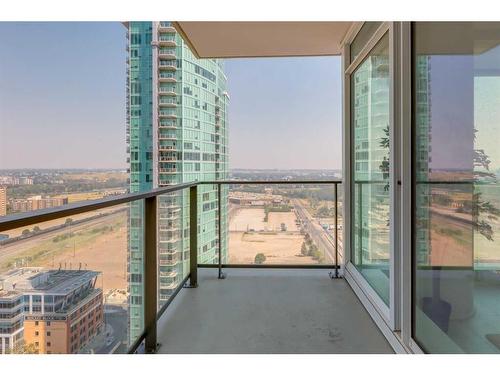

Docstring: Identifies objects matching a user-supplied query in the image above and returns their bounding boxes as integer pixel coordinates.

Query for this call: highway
[292,199,342,264]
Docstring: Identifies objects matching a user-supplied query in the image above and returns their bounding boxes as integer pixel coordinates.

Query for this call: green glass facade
[126,21,229,344]
[351,33,391,305]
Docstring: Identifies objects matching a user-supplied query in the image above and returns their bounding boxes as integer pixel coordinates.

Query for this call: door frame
[341,21,424,353]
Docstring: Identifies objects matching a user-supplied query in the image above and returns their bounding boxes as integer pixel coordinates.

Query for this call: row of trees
[301,233,325,263]
[8,178,126,199]
[20,218,73,237]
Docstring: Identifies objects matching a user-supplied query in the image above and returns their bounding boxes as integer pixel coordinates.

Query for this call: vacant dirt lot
[229,232,317,264]
[44,224,128,291]
[229,208,299,232]
[267,212,300,232]
[229,208,266,231]
[1,213,128,293]
[228,207,317,265]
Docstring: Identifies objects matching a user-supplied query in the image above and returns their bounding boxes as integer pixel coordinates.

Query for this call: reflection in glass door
[413,22,500,353]
[351,32,391,305]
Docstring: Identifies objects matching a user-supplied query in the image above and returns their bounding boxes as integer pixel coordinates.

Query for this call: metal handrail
[199,180,342,185]
[204,180,343,279]
[0,182,197,232]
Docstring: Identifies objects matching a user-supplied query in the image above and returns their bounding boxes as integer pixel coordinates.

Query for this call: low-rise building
[0,268,103,354]
[9,196,68,213]
[0,186,6,216]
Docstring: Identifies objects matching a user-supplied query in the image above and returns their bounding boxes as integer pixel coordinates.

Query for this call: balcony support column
[334,183,339,278]
[189,185,198,287]
[144,196,158,353]
[217,183,226,279]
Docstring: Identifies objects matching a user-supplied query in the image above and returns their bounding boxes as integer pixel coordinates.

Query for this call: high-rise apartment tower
[125,22,229,343]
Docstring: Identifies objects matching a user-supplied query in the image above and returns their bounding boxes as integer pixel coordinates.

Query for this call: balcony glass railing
[0,180,341,354]
[0,203,139,354]
[197,182,342,269]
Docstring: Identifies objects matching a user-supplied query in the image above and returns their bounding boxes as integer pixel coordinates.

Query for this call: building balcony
[158,100,177,107]
[158,145,178,152]
[158,248,179,256]
[159,168,177,174]
[159,282,177,290]
[158,112,177,119]
[158,25,176,34]
[159,62,177,71]
[158,123,177,129]
[158,135,177,141]
[159,225,178,232]
[159,75,177,83]
[159,156,178,162]
[159,271,178,278]
[159,259,179,266]
[158,89,177,96]
[158,51,176,60]
[158,38,177,47]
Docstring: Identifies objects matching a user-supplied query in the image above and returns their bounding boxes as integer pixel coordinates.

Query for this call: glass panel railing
[352,181,390,304]
[414,181,500,353]
[197,183,342,267]
[157,190,189,311]
[0,203,143,354]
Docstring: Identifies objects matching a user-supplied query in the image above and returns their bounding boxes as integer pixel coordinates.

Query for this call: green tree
[33,226,41,232]
[254,253,266,264]
[308,244,318,257]
[11,342,38,354]
[301,242,308,256]
[65,218,73,226]
[317,205,330,218]
[22,229,30,236]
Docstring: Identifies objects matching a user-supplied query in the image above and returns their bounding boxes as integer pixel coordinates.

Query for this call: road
[292,199,342,264]
[0,209,126,266]
[97,305,128,354]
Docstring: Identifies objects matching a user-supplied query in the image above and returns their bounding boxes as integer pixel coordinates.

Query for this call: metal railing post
[358,183,363,267]
[217,183,226,279]
[189,185,198,287]
[334,183,339,278]
[144,196,158,353]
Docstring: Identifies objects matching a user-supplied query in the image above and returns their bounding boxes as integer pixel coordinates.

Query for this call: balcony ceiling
[173,22,354,58]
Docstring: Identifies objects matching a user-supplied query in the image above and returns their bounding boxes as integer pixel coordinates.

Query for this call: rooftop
[0,268,99,295]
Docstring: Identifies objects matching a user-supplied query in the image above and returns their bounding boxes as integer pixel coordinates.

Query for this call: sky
[0,22,342,170]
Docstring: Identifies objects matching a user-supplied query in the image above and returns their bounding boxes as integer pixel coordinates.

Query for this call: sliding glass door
[349,28,392,307]
[412,22,500,353]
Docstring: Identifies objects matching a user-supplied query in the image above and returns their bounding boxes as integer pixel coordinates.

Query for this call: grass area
[0,215,126,272]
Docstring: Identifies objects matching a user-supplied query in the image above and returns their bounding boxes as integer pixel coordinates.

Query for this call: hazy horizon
[0,22,342,170]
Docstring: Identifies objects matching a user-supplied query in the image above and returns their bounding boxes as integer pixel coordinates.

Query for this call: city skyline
[0,22,342,170]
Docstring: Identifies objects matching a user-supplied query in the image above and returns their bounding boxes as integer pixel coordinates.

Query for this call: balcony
[0,172,404,356]
[158,37,177,47]
[158,135,177,141]
[158,25,176,34]
[158,99,177,107]
[158,61,177,71]
[158,74,177,83]
[159,168,177,174]
[158,145,178,152]
[158,88,177,96]
[158,259,179,266]
[155,268,392,354]
[159,157,178,162]
[158,51,176,60]
[158,112,177,119]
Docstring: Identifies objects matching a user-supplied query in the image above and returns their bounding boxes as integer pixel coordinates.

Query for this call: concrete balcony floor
[157,269,393,354]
